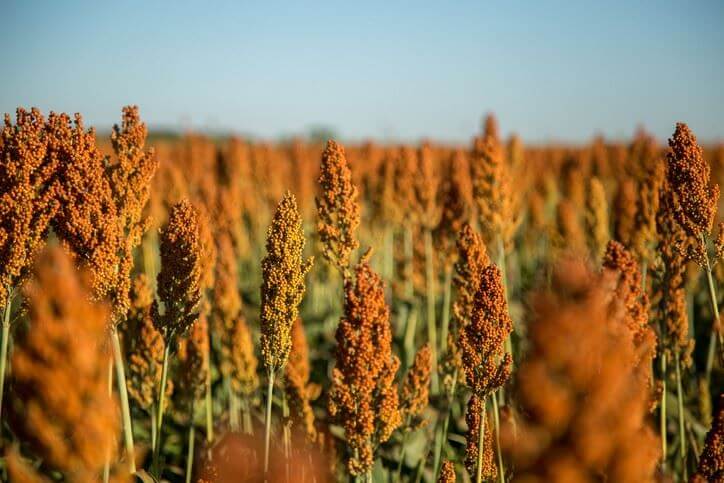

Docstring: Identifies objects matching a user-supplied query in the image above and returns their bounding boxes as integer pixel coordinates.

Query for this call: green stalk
[674,352,687,480]
[491,392,505,483]
[404,226,414,299]
[496,235,512,405]
[395,416,412,482]
[103,356,113,483]
[402,306,419,367]
[440,266,453,356]
[150,408,157,453]
[185,405,196,483]
[226,376,239,431]
[0,289,13,424]
[263,368,276,477]
[111,329,136,473]
[424,229,440,394]
[282,387,291,482]
[660,350,667,473]
[152,342,171,475]
[241,398,253,435]
[205,363,213,443]
[432,368,458,479]
[475,396,488,483]
[384,225,394,283]
[702,234,723,383]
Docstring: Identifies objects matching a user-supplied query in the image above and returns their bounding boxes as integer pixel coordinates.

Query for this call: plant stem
[264,368,276,478]
[476,396,487,483]
[384,225,394,283]
[440,265,453,356]
[403,305,419,368]
[491,392,505,483]
[395,416,411,482]
[226,376,239,431]
[111,329,136,473]
[151,408,157,453]
[103,356,113,483]
[660,350,667,473]
[432,368,458,479]
[424,229,440,394]
[702,233,723,384]
[496,235,512,405]
[185,406,196,483]
[206,362,213,443]
[152,342,171,476]
[674,352,687,480]
[282,386,291,482]
[0,289,13,426]
[242,398,252,435]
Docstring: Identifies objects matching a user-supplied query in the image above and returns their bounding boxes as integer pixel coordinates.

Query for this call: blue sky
[2,1,723,143]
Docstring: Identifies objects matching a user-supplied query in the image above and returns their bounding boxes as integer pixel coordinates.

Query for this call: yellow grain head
[260,192,313,373]
[316,140,361,277]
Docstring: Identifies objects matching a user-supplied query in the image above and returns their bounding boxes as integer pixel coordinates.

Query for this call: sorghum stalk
[112,329,137,473]
[153,343,171,473]
[151,409,157,453]
[264,369,275,475]
[225,376,239,431]
[440,266,453,355]
[242,398,252,435]
[205,356,213,443]
[0,288,12,423]
[702,233,723,382]
[660,348,668,472]
[384,226,394,282]
[433,367,458,479]
[674,352,687,480]
[395,415,412,481]
[104,356,113,483]
[424,229,440,394]
[491,392,505,483]
[185,403,196,483]
[475,397,487,483]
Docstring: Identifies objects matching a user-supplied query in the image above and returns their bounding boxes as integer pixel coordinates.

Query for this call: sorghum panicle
[585,176,609,262]
[285,318,317,443]
[154,199,203,342]
[435,150,473,267]
[692,394,724,482]
[8,248,119,481]
[125,274,170,410]
[666,123,719,254]
[108,105,158,319]
[471,115,520,250]
[458,265,513,396]
[176,315,209,412]
[47,112,123,314]
[328,258,401,475]
[508,259,660,481]
[0,108,58,307]
[316,140,361,277]
[400,343,431,430]
[438,460,457,483]
[260,192,313,373]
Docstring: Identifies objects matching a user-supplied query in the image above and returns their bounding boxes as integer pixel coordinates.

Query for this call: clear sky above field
[2,1,723,143]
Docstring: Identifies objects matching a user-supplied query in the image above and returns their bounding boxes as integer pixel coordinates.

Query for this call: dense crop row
[0,106,722,482]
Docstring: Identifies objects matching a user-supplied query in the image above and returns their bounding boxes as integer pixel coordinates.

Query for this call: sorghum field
[0,106,723,483]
